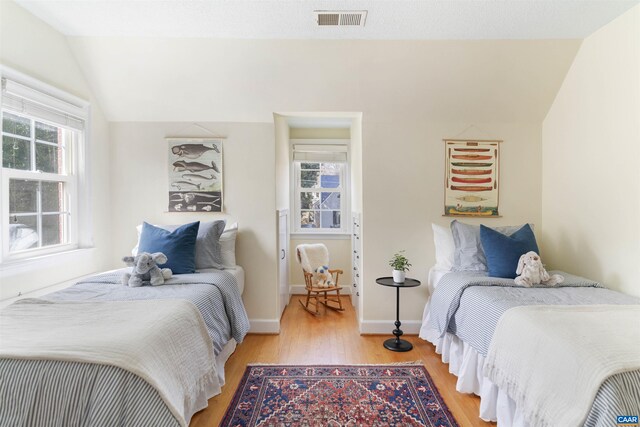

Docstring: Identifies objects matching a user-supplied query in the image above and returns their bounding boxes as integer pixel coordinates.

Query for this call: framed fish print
[443,139,501,217]
[168,138,223,212]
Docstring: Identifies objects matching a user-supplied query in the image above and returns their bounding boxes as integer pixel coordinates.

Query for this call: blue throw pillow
[480,224,539,279]
[138,221,200,274]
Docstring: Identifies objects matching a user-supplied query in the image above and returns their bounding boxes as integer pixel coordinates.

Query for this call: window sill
[0,247,96,278]
[290,232,351,240]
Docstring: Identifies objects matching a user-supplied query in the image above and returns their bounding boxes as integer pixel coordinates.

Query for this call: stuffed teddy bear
[314,265,334,288]
[514,251,564,287]
[121,252,172,287]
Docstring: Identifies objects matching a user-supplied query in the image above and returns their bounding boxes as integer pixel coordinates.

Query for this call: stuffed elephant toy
[121,252,172,287]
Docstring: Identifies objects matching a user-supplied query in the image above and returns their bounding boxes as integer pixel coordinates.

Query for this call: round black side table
[376,277,421,352]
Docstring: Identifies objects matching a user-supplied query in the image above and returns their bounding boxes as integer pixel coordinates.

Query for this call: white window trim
[0,65,92,268]
[290,139,350,235]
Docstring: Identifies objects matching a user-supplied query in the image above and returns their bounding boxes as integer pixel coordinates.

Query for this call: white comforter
[0,298,221,426]
[483,304,640,427]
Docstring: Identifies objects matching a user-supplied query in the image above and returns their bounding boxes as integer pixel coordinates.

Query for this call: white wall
[290,237,352,293]
[361,122,543,328]
[541,5,640,297]
[65,36,579,329]
[0,1,111,300]
[274,115,290,211]
[108,122,279,325]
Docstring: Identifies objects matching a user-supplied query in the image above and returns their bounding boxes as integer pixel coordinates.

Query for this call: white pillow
[432,223,455,271]
[219,222,238,268]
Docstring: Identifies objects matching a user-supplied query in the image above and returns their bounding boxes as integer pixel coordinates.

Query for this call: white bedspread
[483,304,640,427]
[0,298,221,426]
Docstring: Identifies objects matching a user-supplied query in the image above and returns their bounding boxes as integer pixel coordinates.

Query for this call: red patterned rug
[220,364,458,426]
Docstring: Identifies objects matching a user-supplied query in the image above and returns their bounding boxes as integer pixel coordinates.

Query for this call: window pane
[3,136,31,170]
[36,122,59,143]
[321,210,341,229]
[3,112,30,137]
[321,192,340,209]
[300,169,319,188]
[300,211,320,228]
[36,142,61,173]
[42,181,64,212]
[9,215,38,252]
[296,161,344,231]
[301,162,319,170]
[42,214,65,246]
[9,179,38,213]
[300,192,321,209]
[320,163,341,188]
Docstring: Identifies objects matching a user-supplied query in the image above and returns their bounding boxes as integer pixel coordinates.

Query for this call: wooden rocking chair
[296,244,345,315]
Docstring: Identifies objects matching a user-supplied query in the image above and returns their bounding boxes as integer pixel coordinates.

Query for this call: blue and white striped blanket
[1,298,219,427]
[426,270,636,356]
[47,268,250,355]
[425,271,640,426]
[0,269,249,427]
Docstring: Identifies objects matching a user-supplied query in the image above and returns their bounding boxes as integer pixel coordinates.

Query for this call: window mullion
[30,117,36,172]
[36,180,43,248]
[1,131,31,141]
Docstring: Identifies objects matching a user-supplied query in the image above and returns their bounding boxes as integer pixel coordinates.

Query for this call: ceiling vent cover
[315,10,368,27]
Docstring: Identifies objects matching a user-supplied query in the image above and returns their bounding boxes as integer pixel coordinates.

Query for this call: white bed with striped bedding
[0,267,249,427]
[419,268,640,426]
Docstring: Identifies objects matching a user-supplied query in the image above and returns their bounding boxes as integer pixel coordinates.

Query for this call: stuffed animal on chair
[514,251,564,287]
[121,252,172,287]
[314,265,334,288]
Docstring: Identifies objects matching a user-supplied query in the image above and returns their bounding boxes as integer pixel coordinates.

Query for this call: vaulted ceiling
[65,37,581,122]
[8,1,638,123]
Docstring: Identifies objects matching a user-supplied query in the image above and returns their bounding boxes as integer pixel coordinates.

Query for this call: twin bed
[0,221,249,427]
[420,231,640,426]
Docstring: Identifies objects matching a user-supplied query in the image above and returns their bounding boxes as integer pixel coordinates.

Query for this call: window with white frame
[1,72,89,262]
[292,142,349,233]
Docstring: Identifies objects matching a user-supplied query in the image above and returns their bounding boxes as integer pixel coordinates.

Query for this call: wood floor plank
[190,296,495,426]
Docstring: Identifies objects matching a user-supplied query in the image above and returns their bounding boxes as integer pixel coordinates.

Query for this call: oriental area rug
[220,364,459,426]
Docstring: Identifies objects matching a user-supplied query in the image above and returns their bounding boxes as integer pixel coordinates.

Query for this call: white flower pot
[392,270,406,283]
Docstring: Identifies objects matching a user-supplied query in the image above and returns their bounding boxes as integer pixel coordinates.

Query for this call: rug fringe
[247,361,424,366]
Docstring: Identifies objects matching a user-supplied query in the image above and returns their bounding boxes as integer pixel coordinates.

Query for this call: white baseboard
[249,319,280,334]
[359,320,422,335]
[289,284,306,295]
[289,284,352,295]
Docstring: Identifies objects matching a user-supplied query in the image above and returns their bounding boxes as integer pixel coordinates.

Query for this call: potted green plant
[389,251,411,283]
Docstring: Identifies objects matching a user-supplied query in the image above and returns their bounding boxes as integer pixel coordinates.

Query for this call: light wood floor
[191,295,495,426]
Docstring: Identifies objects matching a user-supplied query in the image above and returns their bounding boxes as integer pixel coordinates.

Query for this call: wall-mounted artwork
[444,139,501,217]
[167,138,223,212]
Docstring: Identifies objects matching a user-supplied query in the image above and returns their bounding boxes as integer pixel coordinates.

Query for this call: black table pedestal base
[376,277,421,353]
[383,338,413,352]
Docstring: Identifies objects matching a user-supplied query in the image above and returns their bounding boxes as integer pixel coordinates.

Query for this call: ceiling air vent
[315,10,368,27]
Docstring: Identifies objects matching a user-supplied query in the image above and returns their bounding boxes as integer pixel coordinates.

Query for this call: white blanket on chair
[297,243,329,272]
[483,304,640,427]
[0,298,220,426]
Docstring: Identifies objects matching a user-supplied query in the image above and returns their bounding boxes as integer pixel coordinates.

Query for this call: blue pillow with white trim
[480,223,539,279]
[138,221,200,274]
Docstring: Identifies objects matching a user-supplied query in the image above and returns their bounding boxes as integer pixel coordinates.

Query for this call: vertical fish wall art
[167,138,224,212]
[443,139,501,217]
